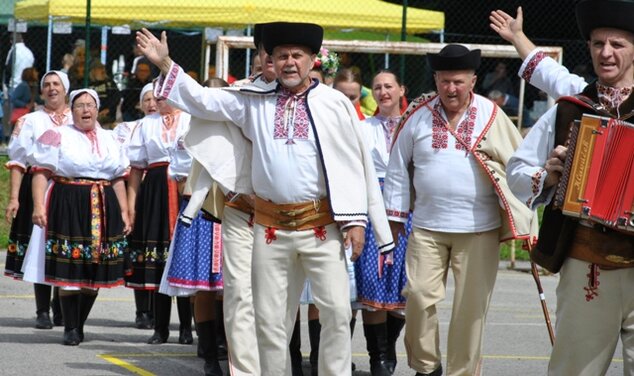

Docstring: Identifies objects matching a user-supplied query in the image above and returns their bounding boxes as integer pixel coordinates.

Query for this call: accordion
[554,114,634,232]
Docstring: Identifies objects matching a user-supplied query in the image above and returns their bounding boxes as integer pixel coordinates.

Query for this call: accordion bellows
[555,114,634,232]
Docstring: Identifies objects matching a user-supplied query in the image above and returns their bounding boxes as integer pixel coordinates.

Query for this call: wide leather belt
[225,194,254,215]
[254,196,334,231]
[569,224,634,269]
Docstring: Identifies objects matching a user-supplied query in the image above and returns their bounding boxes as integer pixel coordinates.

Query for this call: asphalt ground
[0,252,625,375]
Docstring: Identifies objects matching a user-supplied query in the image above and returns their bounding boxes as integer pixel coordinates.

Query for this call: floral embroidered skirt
[4,172,33,280]
[126,164,178,290]
[24,179,127,288]
[354,214,412,310]
[159,197,223,296]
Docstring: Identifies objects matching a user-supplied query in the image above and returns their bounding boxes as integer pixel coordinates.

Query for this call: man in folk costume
[383,45,537,376]
[136,22,393,376]
[177,23,277,376]
[507,0,634,374]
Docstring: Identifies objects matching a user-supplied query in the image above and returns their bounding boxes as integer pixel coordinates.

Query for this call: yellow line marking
[98,354,156,376]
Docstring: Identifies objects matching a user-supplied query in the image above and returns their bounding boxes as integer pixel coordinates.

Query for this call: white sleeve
[154,62,248,128]
[126,121,148,169]
[518,50,588,99]
[6,115,35,169]
[507,105,558,210]
[383,118,415,223]
[28,128,62,173]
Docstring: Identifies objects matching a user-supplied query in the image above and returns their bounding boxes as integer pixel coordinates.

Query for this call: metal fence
[1,0,587,137]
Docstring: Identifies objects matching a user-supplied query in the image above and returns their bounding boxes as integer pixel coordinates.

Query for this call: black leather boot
[34,283,53,329]
[363,323,391,376]
[78,292,98,342]
[385,314,405,373]
[60,293,81,346]
[148,292,171,344]
[197,320,223,376]
[415,365,443,376]
[289,319,304,376]
[177,296,193,344]
[350,317,357,372]
[308,319,321,376]
[134,289,153,329]
[51,287,63,326]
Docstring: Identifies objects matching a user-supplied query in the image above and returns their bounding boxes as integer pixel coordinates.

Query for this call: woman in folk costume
[5,71,71,329]
[22,89,131,346]
[159,77,228,376]
[125,92,193,345]
[113,83,158,330]
[355,70,410,376]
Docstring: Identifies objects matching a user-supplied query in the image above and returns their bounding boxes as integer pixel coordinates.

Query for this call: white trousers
[252,223,352,376]
[221,206,260,376]
[549,258,634,376]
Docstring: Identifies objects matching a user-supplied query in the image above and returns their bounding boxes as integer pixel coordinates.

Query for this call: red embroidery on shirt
[273,88,310,142]
[528,169,546,207]
[454,107,477,151]
[37,129,61,147]
[521,51,545,82]
[386,209,408,219]
[431,103,448,149]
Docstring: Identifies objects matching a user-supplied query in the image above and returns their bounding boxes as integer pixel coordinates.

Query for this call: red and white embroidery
[37,129,62,147]
[273,88,310,144]
[521,51,545,83]
[596,82,633,112]
[386,209,408,219]
[454,107,477,151]
[431,102,448,149]
[527,169,546,207]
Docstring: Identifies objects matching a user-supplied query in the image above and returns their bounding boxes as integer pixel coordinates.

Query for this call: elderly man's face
[434,70,476,115]
[588,27,634,88]
[271,45,315,92]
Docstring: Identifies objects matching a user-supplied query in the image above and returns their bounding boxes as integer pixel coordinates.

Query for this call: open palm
[136,28,170,68]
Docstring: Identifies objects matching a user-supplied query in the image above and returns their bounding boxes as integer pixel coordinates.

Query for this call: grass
[0,156,9,248]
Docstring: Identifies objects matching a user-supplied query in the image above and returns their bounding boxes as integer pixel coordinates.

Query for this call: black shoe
[135,312,153,329]
[217,343,228,361]
[204,360,223,376]
[415,365,443,376]
[63,328,81,346]
[179,326,193,344]
[52,311,64,326]
[147,329,169,344]
[35,311,53,329]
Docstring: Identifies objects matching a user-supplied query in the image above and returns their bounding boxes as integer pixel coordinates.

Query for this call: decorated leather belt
[53,176,111,262]
[225,193,254,215]
[569,224,634,269]
[254,196,334,231]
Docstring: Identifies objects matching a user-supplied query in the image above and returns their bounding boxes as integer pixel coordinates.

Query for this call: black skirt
[43,178,127,288]
[4,171,34,279]
[125,164,179,289]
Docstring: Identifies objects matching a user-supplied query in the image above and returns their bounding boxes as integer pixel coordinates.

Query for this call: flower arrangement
[314,47,339,78]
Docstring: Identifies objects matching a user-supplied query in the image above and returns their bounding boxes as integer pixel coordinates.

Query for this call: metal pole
[46,15,53,72]
[100,26,108,65]
[83,0,92,87]
[399,0,408,82]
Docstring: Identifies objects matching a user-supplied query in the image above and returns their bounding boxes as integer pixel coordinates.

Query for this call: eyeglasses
[73,103,97,110]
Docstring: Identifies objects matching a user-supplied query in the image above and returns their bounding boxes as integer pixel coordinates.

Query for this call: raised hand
[136,28,172,74]
[489,6,524,44]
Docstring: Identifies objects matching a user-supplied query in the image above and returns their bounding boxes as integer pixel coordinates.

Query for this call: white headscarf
[69,88,100,110]
[40,70,70,94]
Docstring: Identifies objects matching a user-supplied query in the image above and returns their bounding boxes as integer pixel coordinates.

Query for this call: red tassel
[313,226,327,241]
[583,263,600,301]
[265,227,277,244]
